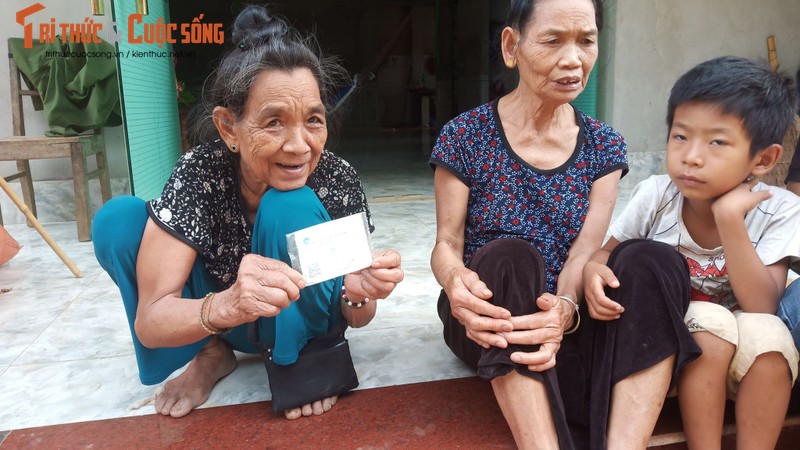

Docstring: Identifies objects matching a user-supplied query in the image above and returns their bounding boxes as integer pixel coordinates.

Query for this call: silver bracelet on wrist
[341,286,370,308]
[558,295,581,335]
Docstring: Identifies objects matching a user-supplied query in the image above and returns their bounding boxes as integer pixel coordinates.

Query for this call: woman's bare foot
[155,337,237,418]
[284,395,338,420]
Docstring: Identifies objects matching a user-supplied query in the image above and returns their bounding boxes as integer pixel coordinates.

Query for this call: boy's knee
[733,313,799,385]
[686,301,738,341]
[736,312,791,342]
[751,351,791,371]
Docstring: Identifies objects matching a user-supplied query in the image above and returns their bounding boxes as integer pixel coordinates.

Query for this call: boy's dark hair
[667,56,799,157]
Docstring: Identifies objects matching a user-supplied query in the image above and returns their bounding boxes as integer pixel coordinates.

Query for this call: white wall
[599,0,800,187]
[0,0,128,181]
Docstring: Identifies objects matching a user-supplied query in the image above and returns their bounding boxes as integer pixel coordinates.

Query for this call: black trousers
[438,238,701,449]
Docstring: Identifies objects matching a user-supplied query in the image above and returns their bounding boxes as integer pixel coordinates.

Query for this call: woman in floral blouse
[430,0,693,448]
[93,5,402,420]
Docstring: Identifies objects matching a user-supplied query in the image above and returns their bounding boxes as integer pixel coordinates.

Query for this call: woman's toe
[284,407,302,420]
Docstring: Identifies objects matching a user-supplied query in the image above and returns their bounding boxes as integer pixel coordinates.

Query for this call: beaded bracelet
[341,286,370,308]
[558,295,581,335]
[200,292,231,335]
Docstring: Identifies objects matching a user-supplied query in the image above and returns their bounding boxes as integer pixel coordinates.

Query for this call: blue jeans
[778,280,800,352]
[92,187,342,385]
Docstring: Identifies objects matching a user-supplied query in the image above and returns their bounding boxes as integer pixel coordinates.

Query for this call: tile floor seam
[0,131,629,432]
[6,353,139,369]
[4,285,119,369]
[3,317,66,370]
[7,281,101,367]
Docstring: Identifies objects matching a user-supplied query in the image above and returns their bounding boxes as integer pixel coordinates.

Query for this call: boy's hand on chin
[712,178,772,220]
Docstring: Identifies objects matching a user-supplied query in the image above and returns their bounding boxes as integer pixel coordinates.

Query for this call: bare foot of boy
[284,395,338,420]
[155,337,237,418]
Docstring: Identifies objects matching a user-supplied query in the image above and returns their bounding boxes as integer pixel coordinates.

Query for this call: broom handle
[767,36,778,71]
[0,176,82,278]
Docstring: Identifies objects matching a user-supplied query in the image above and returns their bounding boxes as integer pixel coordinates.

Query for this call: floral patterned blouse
[429,101,628,292]
[147,139,373,290]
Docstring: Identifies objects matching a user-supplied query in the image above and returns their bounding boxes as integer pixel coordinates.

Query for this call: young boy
[583,56,800,449]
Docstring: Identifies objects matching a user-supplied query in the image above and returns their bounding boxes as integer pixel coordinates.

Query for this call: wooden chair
[0,39,112,241]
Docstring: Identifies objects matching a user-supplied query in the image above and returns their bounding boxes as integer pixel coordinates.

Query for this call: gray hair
[507,0,604,33]
[189,4,347,145]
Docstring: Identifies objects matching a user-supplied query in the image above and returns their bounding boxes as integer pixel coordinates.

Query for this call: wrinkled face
[233,68,327,192]
[513,0,598,105]
[666,101,755,201]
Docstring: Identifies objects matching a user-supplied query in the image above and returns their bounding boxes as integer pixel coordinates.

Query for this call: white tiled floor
[0,130,467,432]
[0,129,632,431]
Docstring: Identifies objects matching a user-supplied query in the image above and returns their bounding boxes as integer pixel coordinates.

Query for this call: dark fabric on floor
[438,238,703,449]
[578,239,702,449]
[437,238,576,449]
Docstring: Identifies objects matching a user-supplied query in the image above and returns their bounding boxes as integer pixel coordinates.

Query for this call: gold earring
[506,58,514,68]
[231,144,238,152]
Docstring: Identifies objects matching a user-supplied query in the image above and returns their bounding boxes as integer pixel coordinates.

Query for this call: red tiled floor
[1,377,516,449]
[3,377,798,449]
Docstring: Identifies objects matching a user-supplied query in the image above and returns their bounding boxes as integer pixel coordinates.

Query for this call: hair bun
[231,5,289,49]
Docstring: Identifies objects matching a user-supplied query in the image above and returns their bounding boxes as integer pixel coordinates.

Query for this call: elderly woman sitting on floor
[92,5,403,420]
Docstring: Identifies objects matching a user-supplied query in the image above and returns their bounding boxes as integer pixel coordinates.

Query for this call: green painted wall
[572,66,598,118]
[113,0,181,200]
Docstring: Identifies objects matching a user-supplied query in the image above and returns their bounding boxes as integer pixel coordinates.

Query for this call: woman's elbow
[133,317,158,349]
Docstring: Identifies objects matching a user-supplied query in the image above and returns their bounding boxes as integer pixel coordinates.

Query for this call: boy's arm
[582,237,625,320]
[713,181,787,313]
[581,175,664,320]
[556,169,622,303]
